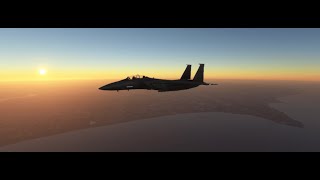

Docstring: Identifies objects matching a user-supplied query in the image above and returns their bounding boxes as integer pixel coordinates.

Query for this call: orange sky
[1,29,320,82]
[1,65,319,82]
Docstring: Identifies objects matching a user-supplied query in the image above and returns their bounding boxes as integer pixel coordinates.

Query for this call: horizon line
[1,78,320,83]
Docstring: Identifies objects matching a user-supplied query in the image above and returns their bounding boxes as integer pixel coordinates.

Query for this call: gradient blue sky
[1,28,320,81]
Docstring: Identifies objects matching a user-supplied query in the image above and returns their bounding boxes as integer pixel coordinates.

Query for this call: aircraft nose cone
[99,85,109,90]
[99,83,115,90]
[99,81,124,91]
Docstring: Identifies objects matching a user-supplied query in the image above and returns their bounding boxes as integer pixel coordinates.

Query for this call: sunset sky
[1,28,320,81]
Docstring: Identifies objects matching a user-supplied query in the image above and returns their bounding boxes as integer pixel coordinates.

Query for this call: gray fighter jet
[99,64,217,92]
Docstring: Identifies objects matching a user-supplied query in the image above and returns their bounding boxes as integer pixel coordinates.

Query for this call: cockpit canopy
[124,74,149,80]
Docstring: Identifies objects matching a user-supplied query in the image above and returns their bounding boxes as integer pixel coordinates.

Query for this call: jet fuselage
[99,77,209,92]
[99,64,216,92]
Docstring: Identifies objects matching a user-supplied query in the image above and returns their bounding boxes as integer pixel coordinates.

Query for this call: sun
[39,69,47,75]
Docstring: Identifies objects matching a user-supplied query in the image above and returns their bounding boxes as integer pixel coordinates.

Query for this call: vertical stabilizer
[193,64,204,82]
[180,64,191,80]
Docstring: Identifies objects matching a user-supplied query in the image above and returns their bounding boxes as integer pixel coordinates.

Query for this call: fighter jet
[99,64,217,92]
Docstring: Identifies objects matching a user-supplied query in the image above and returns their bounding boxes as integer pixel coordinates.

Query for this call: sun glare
[39,69,47,75]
